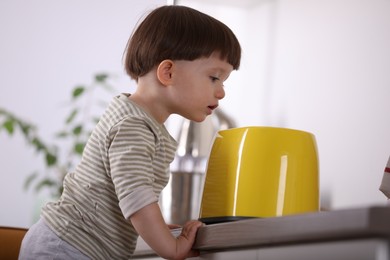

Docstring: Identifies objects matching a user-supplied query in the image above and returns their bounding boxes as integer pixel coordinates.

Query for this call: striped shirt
[42,93,177,259]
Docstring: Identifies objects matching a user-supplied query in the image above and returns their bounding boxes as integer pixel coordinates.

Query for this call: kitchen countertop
[133,205,390,258]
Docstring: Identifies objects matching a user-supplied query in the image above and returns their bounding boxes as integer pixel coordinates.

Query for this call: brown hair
[124,5,241,80]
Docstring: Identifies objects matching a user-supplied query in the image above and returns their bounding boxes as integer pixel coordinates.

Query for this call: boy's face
[168,52,233,122]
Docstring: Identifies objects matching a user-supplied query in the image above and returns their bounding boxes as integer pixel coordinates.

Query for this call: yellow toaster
[198,126,319,224]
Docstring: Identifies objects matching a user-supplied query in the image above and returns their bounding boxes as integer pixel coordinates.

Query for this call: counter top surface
[134,205,390,257]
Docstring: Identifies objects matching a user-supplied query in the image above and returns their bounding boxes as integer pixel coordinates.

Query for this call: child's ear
[157,60,174,86]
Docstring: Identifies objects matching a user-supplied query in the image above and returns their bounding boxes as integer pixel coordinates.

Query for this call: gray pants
[19,218,90,260]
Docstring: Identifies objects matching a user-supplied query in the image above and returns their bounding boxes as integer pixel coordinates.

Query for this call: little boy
[19,5,241,259]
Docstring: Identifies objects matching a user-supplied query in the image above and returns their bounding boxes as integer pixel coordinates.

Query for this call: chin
[190,115,208,123]
[180,111,209,122]
[191,118,205,123]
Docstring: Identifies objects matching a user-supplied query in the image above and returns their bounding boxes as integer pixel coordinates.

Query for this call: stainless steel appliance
[160,109,235,225]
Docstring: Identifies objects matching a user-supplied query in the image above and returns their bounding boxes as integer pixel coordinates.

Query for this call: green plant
[0,73,116,198]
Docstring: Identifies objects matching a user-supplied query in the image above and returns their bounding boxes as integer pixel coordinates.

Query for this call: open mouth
[208,105,218,111]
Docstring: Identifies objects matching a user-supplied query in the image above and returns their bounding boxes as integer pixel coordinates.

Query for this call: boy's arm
[130,202,202,260]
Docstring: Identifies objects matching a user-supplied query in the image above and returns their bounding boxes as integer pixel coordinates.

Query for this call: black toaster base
[199,216,258,225]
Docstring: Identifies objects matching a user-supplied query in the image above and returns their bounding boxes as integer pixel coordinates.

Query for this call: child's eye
[210,76,220,82]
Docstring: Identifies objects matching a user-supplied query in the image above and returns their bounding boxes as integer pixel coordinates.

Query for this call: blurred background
[1,0,389,228]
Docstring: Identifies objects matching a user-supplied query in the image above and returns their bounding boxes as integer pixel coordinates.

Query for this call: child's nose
[215,85,225,100]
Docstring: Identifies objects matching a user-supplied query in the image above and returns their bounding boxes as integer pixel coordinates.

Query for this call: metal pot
[160,109,235,225]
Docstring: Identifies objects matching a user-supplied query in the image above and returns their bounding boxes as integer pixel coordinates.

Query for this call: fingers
[176,220,203,259]
[180,220,203,240]
[167,224,182,229]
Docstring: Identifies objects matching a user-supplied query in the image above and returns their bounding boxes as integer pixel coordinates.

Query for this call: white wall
[1,0,390,228]
[180,0,390,210]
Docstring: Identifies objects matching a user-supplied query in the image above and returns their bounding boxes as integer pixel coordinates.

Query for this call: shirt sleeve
[108,116,158,219]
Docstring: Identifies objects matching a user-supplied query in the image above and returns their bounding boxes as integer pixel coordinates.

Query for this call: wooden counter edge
[193,205,390,250]
[133,205,390,258]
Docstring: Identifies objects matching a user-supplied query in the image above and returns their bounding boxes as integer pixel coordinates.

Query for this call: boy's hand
[131,203,203,260]
[176,220,203,259]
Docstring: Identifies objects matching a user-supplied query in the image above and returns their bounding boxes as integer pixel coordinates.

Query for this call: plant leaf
[18,122,32,136]
[74,142,85,155]
[72,125,83,135]
[55,131,69,138]
[95,73,108,82]
[65,109,78,124]
[24,172,38,190]
[2,119,15,134]
[56,186,64,198]
[72,86,85,99]
[31,137,45,151]
[34,179,57,192]
[45,152,57,166]
[92,117,100,124]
